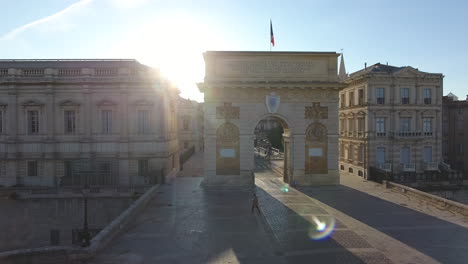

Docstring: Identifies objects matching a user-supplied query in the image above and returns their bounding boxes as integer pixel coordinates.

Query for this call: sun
[115,14,225,102]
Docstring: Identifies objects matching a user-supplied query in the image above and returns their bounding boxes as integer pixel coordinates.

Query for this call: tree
[266,126,284,151]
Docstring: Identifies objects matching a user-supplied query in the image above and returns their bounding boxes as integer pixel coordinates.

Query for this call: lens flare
[280,185,289,193]
[308,215,336,240]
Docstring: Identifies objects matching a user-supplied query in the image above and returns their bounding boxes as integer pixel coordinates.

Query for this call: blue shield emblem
[266,92,280,113]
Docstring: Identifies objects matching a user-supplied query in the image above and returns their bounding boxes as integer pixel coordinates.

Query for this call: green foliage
[266,126,284,151]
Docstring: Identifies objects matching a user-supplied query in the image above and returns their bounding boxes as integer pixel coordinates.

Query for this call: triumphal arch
[198,51,344,187]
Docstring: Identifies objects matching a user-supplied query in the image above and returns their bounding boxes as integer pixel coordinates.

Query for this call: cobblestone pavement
[88,153,467,263]
[255,178,394,264]
[88,177,281,264]
[178,151,205,177]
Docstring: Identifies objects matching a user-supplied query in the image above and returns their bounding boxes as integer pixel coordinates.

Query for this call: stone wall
[0,197,133,252]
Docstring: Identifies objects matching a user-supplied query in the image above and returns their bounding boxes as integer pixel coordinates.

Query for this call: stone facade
[199,51,343,187]
[442,94,468,177]
[0,60,179,187]
[178,97,204,152]
[338,63,443,179]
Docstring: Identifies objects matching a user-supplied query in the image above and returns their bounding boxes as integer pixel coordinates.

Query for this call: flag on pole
[270,19,275,47]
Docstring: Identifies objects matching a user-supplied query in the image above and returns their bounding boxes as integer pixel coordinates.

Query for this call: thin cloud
[0,0,93,40]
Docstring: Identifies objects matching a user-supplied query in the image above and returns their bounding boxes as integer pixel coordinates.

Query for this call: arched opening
[253,115,292,184]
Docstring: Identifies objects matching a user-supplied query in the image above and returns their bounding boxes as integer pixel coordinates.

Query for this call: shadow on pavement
[254,184,391,264]
[298,184,468,264]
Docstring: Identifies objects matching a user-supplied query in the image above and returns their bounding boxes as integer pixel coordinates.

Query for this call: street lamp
[81,183,91,247]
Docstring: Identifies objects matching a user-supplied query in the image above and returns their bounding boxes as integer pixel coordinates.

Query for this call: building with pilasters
[339,63,443,180]
[178,97,203,152]
[442,93,468,178]
[0,60,179,187]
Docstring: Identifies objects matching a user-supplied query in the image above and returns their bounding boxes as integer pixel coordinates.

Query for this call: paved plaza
[88,152,468,263]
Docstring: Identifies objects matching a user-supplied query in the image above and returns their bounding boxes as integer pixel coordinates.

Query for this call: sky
[1,0,467,102]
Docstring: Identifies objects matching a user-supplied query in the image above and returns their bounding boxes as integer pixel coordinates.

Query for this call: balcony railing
[401,98,409,104]
[397,131,421,137]
[377,97,385,104]
[424,98,432,104]
[402,163,416,172]
[376,132,386,137]
[424,162,439,171]
[377,163,392,172]
[394,131,433,137]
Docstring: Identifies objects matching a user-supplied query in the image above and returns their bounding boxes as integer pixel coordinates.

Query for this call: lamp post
[81,183,91,247]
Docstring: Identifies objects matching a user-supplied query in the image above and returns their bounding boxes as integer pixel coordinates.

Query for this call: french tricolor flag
[270,20,275,47]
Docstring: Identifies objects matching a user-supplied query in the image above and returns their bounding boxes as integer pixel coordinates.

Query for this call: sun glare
[115,14,224,102]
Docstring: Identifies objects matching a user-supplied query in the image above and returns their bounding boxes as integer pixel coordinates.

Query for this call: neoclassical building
[178,97,204,152]
[0,60,180,187]
[442,93,468,177]
[339,63,443,179]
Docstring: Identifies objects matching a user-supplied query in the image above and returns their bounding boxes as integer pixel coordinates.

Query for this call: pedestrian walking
[251,193,261,214]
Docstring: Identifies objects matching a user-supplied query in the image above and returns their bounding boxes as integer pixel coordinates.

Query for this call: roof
[0,59,150,69]
[204,51,339,56]
[349,63,404,78]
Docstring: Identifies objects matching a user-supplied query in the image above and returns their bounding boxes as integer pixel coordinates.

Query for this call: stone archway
[199,51,344,187]
[252,115,292,183]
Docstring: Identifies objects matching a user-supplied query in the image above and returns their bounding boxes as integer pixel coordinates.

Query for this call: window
[423,118,432,133]
[183,118,189,131]
[27,161,38,177]
[400,117,410,132]
[138,110,149,134]
[340,94,345,108]
[423,146,432,163]
[358,145,364,162]
[376,117,385,134]
[401,88,410,104]
[376,147,385,164]
[138,160,149,177]
[340,119,346,132]
[102,110,112,134]
[99,162,112,174]
[0,110,3,133]
[401,147,410,164]
[348,118,354,132]
[358,89,364,105]
[64,160,73,178]
[27,110,39,134]
[349,92,354,106]
[376,88,385,104]
[64,110,76,134]
[423,88,432,104]
[358,118,365,132]
[459,144,464,154]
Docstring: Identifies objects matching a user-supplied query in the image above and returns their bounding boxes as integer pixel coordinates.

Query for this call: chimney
[364,62,367,69]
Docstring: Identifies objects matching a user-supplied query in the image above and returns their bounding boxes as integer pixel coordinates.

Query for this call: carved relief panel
[305,122,328,174]
[216,122,240,175]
